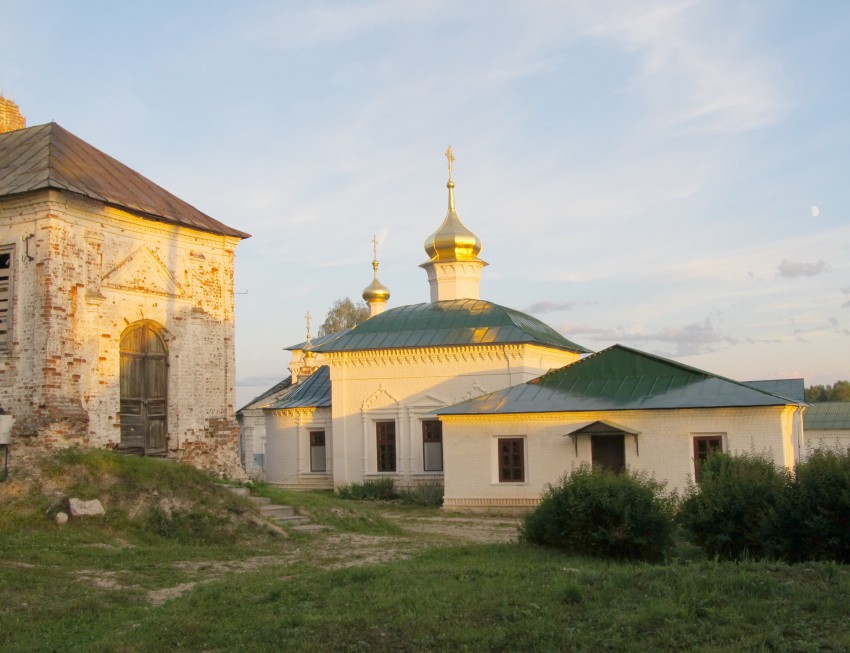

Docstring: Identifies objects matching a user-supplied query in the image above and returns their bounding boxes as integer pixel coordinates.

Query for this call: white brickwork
[441,405,799,511]
[263,344,580,489]
[0,190,244,476]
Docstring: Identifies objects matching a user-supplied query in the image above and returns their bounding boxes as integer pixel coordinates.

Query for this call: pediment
[102,246,188,298]
[408,394,447,409]
[362,385,400,411]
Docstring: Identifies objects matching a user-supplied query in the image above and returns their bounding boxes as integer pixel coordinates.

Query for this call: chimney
[0,95,26,134]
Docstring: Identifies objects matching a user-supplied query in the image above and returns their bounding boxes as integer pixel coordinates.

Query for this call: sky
[2,0,848,408]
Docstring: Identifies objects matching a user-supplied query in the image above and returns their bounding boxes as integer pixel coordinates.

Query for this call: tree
[318,297,370,337]
[804,380,850,403]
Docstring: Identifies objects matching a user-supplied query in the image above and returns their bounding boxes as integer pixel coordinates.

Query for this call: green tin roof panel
[268,366,331,410]
[289,300,590,354]
[437,345,800,415]
[805,402,850,430]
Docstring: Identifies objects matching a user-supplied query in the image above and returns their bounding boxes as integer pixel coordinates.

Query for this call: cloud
[524,300,578,314]
[777,260,830,278]
[561,318,738,357]
[843,287,850,309]
[577,1,786,135]
[237,374,287,387]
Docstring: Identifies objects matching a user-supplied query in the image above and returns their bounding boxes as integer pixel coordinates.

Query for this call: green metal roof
[437,344,801,415]
[267,366,331,410]
[289,300,590,354]
[805,402,850,430]
[745,379,805,403]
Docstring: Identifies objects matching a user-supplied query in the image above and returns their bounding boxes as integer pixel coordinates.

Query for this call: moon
[811,205,820,218]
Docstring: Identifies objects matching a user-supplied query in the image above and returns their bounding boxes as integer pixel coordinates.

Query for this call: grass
[1,450,849,652]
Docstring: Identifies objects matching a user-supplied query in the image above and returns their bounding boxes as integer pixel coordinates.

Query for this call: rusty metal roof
[0,122,249,239]
[289,299,591,354]
[268,366,331,410]
[437,344,801,415]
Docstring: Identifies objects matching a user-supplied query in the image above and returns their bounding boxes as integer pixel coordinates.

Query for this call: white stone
[69,498,105,517]
[55,512,69,525]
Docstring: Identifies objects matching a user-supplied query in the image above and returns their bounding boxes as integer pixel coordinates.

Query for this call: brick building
[0,98,249,476]
[249,149,805,509]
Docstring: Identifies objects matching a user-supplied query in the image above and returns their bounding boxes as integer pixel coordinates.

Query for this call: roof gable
[291,299,590,354]
[0,122,249,239]
[438,344,800,415]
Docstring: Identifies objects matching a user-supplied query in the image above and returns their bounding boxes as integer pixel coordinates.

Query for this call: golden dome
[363,259,391,302]
[363,237,390,303]
[423,147,483,263]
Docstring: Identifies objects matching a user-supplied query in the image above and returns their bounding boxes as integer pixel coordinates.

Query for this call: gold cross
[445,145,455,180]
[305,310,312,344]
[372,235,379,261]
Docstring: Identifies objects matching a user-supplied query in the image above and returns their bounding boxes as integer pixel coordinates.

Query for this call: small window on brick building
[693,434,724,480]
[422,420,443,472]
[310,430,326,472]
[498,437,525,483]
[0,247,13,350]
[376,421,396,472]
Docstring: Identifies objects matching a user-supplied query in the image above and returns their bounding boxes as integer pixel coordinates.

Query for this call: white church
[240,148,805,511]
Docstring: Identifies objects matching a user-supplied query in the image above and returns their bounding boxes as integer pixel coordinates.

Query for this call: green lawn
[1,452,848,652]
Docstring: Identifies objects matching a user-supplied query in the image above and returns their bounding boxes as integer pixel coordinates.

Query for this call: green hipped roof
[267,366,331,410]
[288,299,590,354]
[805,402,850,430]
[437,344,802,416]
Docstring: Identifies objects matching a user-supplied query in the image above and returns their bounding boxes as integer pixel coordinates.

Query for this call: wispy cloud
[777,260,830,278]
[577,1,787,135]
[524,300,579,314]
[842,287,850,308]
[561,317,738,356]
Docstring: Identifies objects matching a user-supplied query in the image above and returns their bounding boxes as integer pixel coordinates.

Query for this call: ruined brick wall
[0,96,26,134]
[0,190,245,478]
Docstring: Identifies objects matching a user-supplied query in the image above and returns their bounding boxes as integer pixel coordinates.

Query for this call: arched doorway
[119,322,168,455]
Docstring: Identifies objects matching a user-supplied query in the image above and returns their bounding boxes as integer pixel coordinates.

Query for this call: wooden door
[591,434,625,473]
[120,324,167,455]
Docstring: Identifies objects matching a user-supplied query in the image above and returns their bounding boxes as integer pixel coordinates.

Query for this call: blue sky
[2,0,848,407]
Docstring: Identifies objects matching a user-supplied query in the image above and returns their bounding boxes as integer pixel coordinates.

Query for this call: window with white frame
[0,246,12,350]
[376,421,396,472]
[422,420,443,472]
[498,437,525,483]
[310,430,326,472]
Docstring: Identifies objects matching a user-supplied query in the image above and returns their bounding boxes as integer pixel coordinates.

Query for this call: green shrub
[520,464,675,561]
[778,448,850,562]
[337,477,398,501]
[398,481,444,507]
[678,452,791,560]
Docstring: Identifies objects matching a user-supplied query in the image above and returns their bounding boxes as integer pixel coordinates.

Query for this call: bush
[520,464,675,561]
[678,452,791,561]
[337,478,398,501]
[778,448,850,562]
[398,481,444,507]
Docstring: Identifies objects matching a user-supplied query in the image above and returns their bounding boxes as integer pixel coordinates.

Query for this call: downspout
[796,404,807,464]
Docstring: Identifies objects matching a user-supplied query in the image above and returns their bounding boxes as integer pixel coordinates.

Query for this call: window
[498,437,525,483]
[422,420,443,472]
[693,435,723,480]
[376,421,396,472]
[0,247,12,350]
[310,430,326,472]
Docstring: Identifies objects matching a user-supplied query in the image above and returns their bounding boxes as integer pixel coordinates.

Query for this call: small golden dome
[363,240,390,303]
